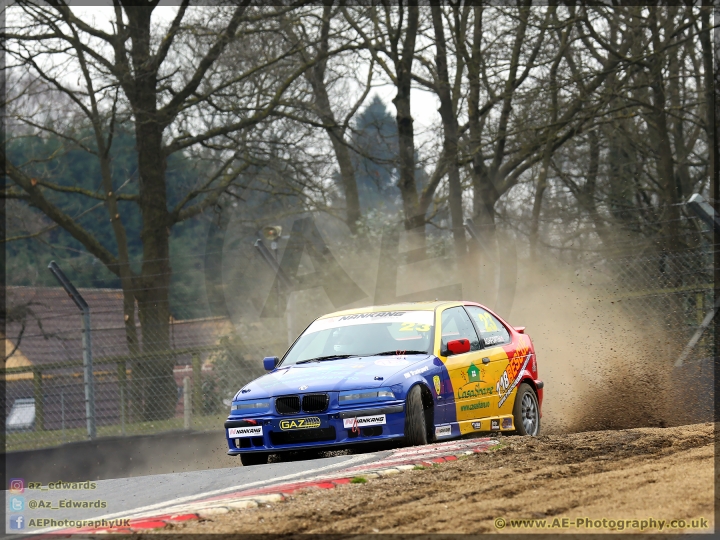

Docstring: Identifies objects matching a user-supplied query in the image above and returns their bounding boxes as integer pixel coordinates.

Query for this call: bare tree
[1,1,319,419]
[343,3,449,254]
[550,6,710,255]
[429,3,465,260]
[278,2,371,234]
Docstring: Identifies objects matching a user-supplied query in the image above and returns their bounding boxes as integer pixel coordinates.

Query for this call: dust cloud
[508,256,698,434]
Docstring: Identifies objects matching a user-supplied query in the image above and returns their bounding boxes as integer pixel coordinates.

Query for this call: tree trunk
[306,4,361,234]
[530,12,565,260]
[466,4,529,268]
[559,131,613,247]
[308,80,360,232]
[392,4,424,255]
[97,119,140,421]
[126,6,175,421]
[464,6,489,298]
[647,9,682,255]
[529,152,551,258]
[701,1,720,387]
[431,4,466,261]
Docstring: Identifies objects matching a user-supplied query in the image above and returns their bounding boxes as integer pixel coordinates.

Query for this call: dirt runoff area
[158,423,715,536]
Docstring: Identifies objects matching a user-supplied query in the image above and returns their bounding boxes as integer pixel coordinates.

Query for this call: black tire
[511,383,540,436]
[240,452,269,466]
[404,385,428,446]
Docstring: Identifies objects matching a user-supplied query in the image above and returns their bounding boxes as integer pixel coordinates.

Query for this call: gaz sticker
[435,425,452,438]
[228,426,263,438]
[342,415,386,428]
[280,417,321,430]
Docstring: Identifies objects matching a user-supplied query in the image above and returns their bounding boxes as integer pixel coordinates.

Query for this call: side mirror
[445,339,471,356]
[263,356,280,371]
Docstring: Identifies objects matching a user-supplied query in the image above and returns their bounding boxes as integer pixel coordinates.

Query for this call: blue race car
[225,301,543,465]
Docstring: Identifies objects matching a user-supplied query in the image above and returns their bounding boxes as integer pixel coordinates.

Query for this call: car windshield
[281,310,435,366]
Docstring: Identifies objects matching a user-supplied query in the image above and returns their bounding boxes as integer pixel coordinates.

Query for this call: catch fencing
[597,229,715,365]
[3,285,269,452]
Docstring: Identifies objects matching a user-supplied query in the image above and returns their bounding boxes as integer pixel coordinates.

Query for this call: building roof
[3,287,231,369]
[2,334,33,380]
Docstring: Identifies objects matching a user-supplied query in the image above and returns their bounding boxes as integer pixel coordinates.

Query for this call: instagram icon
[9,479,24,494]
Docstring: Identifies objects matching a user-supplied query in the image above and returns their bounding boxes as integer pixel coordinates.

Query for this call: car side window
[465,306,511,347]
[441,307,481,352]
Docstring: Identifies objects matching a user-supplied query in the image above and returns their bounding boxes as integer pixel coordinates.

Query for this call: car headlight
[339,388,396,404]
[231,400,270,414]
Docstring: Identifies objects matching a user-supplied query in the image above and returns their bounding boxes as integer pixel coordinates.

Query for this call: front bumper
[225,403,405,454]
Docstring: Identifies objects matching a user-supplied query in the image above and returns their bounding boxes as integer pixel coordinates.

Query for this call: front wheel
[404,385,428,446]
[512,383,540,436]
[240,452,269,466]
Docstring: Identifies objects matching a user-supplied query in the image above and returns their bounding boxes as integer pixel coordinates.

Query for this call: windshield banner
[306,311,434,334]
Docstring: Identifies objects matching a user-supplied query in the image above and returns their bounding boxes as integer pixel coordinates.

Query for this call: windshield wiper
[296,354,356,364]
[373,350,429,356]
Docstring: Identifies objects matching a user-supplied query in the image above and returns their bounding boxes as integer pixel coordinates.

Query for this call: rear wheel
[512,383,540,436]
[240,452,269,466]
[404,385,428,446]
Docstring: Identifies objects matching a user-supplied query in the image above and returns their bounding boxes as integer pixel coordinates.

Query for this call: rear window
[465,306,510,346]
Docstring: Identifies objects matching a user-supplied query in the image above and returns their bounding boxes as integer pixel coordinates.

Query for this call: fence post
[61,389,65,443]
[192,352,202,417]
[48,261,96,440]
[81,308,96,439]
[33,370,44,431]
[183,376,192,430]
[117,360,127,435]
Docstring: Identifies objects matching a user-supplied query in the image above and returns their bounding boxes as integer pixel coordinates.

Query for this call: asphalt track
[6,449,393,529]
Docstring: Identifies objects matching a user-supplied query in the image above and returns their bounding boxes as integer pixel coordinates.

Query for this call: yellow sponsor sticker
[279,417,322,430]
[433,375,441,395]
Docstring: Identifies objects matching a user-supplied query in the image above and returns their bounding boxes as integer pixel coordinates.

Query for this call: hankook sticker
[228,426,263,438]
[306,311,433,334]
[342,415,386,428]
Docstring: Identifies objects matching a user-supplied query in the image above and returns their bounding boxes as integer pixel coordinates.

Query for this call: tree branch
[158,1,252,124]
[3,150,122,274]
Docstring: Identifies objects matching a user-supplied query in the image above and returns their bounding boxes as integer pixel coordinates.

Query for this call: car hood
[238,354,432,398]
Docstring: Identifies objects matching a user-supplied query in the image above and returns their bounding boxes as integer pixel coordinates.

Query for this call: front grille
[270,427,336,445]
[275,396,301,415]
[302,393,329,413]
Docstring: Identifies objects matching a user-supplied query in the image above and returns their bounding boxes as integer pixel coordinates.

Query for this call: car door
[464,305,514,416]
[438,306,494,423]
